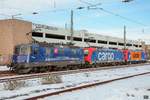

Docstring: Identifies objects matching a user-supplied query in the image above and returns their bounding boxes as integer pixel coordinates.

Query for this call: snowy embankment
[44,74,150,100]
[0,65,150,99]
[0,66,9,71]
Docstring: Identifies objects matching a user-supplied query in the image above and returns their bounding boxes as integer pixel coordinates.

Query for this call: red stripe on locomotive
[84,48,96,64]
[123,49,129,62]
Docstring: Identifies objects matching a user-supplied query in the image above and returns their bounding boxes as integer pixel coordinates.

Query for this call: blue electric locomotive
[12,43,84,74]
[11,44,147,74]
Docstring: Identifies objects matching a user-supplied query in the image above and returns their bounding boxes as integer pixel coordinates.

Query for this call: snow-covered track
[0,63,149,83]
[26,71,150,100]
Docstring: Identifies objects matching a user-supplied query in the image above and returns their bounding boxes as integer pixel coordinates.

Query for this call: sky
[0,0,150,43]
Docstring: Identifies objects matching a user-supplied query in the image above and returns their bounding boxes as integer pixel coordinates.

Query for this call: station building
[32,22,143,50]
[0,19,144,57]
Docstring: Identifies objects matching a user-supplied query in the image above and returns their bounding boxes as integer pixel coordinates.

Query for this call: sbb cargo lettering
[98,52,114,61]
[130,52,141,61]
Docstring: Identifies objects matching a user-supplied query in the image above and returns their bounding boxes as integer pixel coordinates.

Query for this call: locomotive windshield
[15,45,31,55]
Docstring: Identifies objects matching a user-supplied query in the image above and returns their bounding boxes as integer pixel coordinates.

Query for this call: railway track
[26,71,150,100]
[0,63,149,83]
[0,71,16,77]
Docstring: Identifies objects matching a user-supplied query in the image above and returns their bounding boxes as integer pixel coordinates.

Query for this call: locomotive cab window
[15,45,31,55]
[15,46,20,55]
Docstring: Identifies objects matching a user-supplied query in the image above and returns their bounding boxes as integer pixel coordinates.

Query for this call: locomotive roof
[37,42,81,48]
[16,42,82,48]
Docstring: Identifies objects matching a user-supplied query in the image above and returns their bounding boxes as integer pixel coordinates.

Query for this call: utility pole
[124,25,126,49]
[65,23,67,30]
[70,10,74,44]
[53,0,56,8]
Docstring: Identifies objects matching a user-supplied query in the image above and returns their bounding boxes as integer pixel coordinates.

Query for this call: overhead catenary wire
[79,0,147,26]
[0,0,147,27]
[89,7,147,26]
[79,0,102,7]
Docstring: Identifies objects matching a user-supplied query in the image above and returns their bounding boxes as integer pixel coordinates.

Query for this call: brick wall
[0,19,32,65]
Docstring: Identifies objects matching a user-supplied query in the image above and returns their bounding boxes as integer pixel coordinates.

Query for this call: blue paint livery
[91,49,124,63]
[13,44,84,64]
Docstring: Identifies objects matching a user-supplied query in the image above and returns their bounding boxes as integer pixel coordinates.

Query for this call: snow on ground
[0,66,9,71]
[0,65,150,99]
[44,74,150,100]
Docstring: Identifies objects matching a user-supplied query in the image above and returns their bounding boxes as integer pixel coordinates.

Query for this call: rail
[26,71,150,100]
[0,63,149,83]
